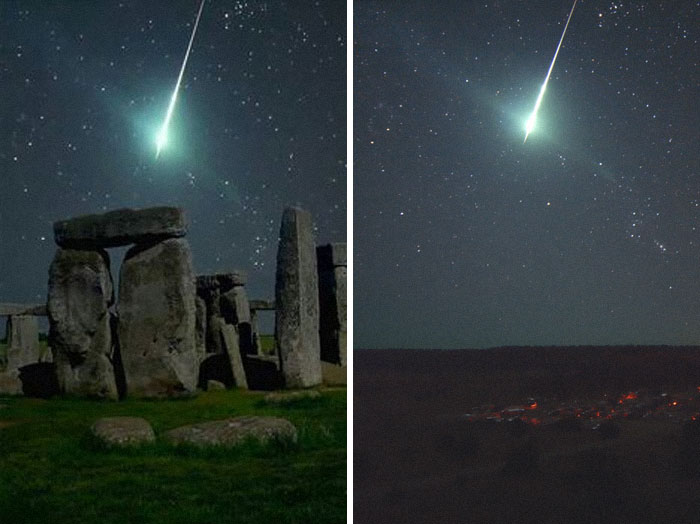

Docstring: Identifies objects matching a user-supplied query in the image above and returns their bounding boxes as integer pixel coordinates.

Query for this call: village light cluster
[463,387,700,429]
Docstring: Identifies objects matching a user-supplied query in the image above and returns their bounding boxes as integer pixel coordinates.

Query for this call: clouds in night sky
[0,1,346,315]
[355,1,698,348]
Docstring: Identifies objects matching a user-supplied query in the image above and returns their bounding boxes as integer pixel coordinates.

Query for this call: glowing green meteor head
[525,112,536,136]
[523,112,537,143]
[155,127,167,158]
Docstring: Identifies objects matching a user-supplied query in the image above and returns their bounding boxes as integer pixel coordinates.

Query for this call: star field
[0,1,346,318]
[355,1,699,348]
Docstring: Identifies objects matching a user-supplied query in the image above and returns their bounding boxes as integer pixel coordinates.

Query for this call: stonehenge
[0,205,347,397]
[48,207,197,398]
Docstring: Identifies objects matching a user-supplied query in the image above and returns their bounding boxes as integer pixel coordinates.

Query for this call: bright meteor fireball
[155,0,206,159]
[523,0,578,143]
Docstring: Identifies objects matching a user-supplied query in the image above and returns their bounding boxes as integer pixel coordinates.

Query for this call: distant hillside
[356,345,700,416]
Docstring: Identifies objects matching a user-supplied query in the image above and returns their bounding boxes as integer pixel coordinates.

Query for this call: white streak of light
[524,0,578,143]
[156,0,206,159]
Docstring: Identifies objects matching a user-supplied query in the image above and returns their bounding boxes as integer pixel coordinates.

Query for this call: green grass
[259,335,276,355]
[0,388,346,524]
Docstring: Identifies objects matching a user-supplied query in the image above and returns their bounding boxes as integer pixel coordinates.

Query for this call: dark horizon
[355,344,700,351]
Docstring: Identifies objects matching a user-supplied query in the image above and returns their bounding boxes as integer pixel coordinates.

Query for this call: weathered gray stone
[0,372,22,395]
[220,324,248,389]
[249,299,275,310]
[5,315,40,370]
[317,243,347,366]
[316,242,347,267]
[221,287,251,325]
[321,361,347,386]
[250,310,261,355]
[196,271,252,357]
[0,314,50,394]
[91,417,155,446]
[206,379,226,391]
[206,315,226,355]
[54,207,187,249]
[195,296,207,363]
[118,238,197,397]
[164,416,297,447]
[221,286,254,355]
[0,303,47,316]
[197,272,246,356]
[264,390,321,404]
[48,248,117,399]
[196,271,247,293]
[274,207,322,388]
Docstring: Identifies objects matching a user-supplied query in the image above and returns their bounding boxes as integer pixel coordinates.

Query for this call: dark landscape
[355,346,700,524]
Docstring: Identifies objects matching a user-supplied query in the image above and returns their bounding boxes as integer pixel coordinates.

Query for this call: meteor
[523,0,578,143]
[155,0,206,159]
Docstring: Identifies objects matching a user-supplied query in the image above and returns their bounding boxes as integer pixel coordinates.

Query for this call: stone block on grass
[91,417,155,446]
[164,416,297,447]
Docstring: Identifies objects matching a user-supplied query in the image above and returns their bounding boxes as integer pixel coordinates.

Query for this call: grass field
[0,387,346,524]
[258,334,276,355]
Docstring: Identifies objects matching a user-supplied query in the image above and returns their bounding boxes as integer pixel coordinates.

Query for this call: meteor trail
[155,0,206,159]
[523,0,578,143]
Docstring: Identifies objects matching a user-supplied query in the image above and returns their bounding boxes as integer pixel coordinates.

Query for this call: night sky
[355,1,698,349]
[0,0,346,329]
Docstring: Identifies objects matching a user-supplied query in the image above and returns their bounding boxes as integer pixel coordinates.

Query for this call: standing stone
[206,315,226,355]
[220,324,248,389]
[195,295,207,364]
[5,315,40,370]
[118,238,197,397]
[48,248,117,399]
[0,315,39,395]
[274,207,322,388]
[196,274,225,355]
[221,285,254,355]
[317,243,347,367]
[197,271,251,356]
[221,286,251,325]
[251,310,263,355]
